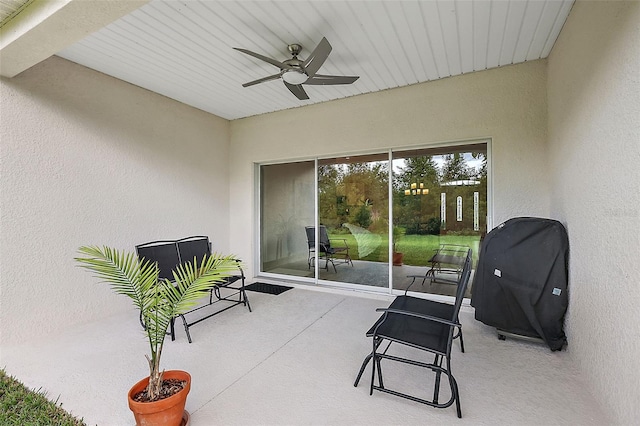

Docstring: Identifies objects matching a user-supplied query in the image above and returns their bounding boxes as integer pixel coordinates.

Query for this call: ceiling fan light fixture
[235,37,358,100]
[282,69,307,85]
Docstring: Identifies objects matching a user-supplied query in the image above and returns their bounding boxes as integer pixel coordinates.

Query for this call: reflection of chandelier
[404,183,429,196]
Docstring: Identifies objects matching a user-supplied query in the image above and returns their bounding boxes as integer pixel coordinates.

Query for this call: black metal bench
[136,236,251,343]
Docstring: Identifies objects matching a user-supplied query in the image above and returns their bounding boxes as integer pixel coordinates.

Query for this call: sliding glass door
[259,161,315,278]
[316,154,389,289]
[258,141,488,297]
[391,143,487,298]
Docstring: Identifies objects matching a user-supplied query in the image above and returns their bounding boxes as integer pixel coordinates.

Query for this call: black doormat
[245,282,293,295]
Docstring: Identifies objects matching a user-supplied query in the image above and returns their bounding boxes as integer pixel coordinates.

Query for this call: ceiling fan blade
[234,47,289,70]
[284,81,309,100]
[302,37,332,77]
[304,74,359,85]
[242,73,282,87]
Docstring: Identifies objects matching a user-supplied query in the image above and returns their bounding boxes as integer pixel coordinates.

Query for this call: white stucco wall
[547,1,640,424]
[0,56,231,345]
[229,60,550,278]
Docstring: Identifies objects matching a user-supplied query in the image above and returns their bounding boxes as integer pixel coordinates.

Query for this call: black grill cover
[471,217,569,351]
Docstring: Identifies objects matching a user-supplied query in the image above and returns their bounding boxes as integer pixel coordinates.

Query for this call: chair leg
[321,253,332,271]
[452,377,462,419]
[458,329,465,353]
[369,354,376,396]
[369,354,384,395]
[355,337,383,387]
[432,354,442,404]
[178,314,192,344]
[426,267,436,285]
[242,287,252,312]
[369,336,386,395]
[354,353,372,387]
[376,356,384,389]
[447,356,462,418]
[325,254,337,272]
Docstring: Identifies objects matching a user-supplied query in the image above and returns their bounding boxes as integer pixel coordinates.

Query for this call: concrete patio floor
[1,286,610,425]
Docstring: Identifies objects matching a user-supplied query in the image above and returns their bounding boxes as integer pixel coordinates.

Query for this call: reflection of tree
[395,156,439,191]
[442,153,472,181]
[394,156,440,234]
[318,165,342,228]
[354,202,372,228]
[318,153,487,237]
[394,152,487,235]
[319,162,389,232]
[474,152,487,180]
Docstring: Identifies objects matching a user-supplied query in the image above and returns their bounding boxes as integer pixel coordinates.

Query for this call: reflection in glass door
[259,141,489,296]
[260,161,315,279]
[317,154,389,289]
[391,143,487,298]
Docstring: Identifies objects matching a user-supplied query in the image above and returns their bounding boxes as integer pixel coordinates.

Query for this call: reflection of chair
[407,244,470,287]
[354,250,473,418]
[305,225,353,272]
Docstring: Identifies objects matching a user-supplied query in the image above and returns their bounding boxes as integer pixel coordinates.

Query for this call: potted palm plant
[75,246,239,426]
[392,226,406,266]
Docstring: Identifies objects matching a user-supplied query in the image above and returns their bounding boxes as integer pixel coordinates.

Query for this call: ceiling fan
[233,37,359,100]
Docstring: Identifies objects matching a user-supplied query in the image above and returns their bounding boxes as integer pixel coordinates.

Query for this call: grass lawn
[330,232,480,266]
[0,368,86,426]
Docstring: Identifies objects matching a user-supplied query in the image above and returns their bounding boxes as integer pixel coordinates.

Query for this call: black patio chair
[305,225,353,272]
[354,250,473,418]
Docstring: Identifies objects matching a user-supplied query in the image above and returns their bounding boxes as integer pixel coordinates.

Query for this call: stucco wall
[230,60,550,278]
[0,56,230,345]
[547,1,640,424]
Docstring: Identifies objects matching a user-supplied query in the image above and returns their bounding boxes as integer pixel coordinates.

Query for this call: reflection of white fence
[441,193,446,228]
[441,179,481,186]
[439,180,483,231]
[473,192,479,231]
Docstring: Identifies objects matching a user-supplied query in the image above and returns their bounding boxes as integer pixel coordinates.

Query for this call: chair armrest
[217,258,245,287]
[404,274,430,294]
[375,307,460,328]
[329,238,349,248]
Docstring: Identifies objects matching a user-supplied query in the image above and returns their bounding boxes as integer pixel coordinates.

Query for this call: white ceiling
[55,0,574,121]
[0,0,33,27]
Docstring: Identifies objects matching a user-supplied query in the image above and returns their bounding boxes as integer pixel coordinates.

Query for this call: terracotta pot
[392,252,404,266]
[128,370,191,426]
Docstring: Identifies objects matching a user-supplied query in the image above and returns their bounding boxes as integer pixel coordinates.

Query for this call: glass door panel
[392,143,487,297]
[317,154,389,289]
[260,161,315,279]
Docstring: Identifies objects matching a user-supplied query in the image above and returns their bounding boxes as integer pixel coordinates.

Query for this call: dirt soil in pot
[132,379,186,403]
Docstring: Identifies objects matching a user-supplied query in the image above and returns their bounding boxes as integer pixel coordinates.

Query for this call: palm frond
[142,292,172,350]
[75,246,158,312]
[75,246,242,400]
[164,254,240,318]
